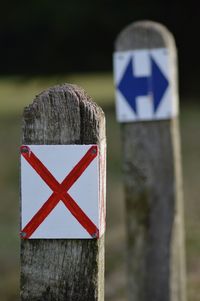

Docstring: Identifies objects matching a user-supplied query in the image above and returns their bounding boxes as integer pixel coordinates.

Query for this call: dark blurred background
[0,1,199,301]
[0,0,199,96]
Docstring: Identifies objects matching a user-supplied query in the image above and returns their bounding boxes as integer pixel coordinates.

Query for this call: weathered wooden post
[113,21,186,301]
[20,84,106,300]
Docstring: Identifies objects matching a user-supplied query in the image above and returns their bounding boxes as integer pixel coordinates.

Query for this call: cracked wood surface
[21,84,105,301]
[115,21,186,301]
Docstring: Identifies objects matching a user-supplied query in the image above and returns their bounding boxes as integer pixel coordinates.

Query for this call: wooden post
[20,84,105,301]
[114,21,186,301]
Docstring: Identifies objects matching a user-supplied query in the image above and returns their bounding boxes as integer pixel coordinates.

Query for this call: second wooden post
[114,21,186,301]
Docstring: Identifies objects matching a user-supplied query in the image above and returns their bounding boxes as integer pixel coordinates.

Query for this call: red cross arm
[21,193,60,239]
[62,193,99,238]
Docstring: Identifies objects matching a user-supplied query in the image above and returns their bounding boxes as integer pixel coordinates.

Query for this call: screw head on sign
[91,232,97,239]
[20,231,27,238]
[21,146,29,153]
[91,148,97,154]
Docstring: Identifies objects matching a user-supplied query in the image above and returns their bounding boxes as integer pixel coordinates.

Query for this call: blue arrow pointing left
[117,59,149,114]
[117,55,169,114]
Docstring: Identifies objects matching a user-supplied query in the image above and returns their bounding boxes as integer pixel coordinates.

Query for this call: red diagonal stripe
[60,145,97,191]
[20,145,98,239]
[61,193,99,238]
[21,193,60,239]
[20,145,59,192]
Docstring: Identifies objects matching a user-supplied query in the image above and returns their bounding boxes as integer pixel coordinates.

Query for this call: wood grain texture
[115,21,186,301]
[21,84,105,301]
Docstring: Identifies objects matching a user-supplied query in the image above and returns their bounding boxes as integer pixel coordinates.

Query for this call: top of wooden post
[115,20,176,51]
[22,83,105,145]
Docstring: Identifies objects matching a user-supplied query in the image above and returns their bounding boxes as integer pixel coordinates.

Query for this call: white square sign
[20,144,105,239]
[113,48,178,122]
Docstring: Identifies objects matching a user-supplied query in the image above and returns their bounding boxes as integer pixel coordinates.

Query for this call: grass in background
[0,73,114,114]
[0,74,199,301]
[181,104,200,301]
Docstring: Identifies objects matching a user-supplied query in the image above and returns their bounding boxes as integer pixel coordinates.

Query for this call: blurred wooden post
[20,84,105,301]
[114,21,186,301]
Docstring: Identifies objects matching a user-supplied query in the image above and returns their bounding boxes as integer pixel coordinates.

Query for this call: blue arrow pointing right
[150,56,169,112]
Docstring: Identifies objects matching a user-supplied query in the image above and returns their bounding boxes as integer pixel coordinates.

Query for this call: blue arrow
[117,56,169,114]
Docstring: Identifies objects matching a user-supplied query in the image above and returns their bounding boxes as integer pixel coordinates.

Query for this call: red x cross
[20,145,99,239]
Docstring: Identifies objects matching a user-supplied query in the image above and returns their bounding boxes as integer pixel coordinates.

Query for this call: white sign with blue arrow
[114,48,178,122]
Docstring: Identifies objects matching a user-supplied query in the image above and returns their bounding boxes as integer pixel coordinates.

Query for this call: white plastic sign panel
[113,48,178,122]
[20,144,105,239]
